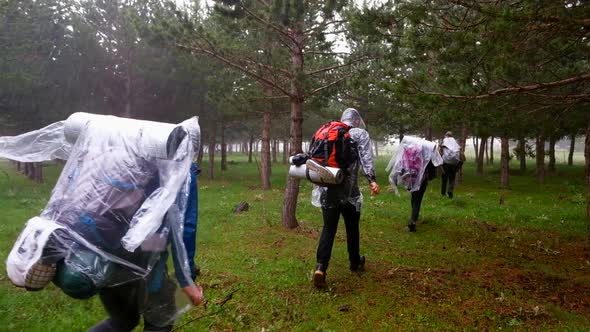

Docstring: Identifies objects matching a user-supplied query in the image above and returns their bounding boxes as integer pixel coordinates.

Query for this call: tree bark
[282,96,303,229]
[261,110,272,190]
[282,139,288,164]
[484,138,490,165]
[34,162,43,183]
[208,126,217,180]
[197,142,204,165]
[585,120,590,245]
[568,134,575,166]
[122,47,134,118]
[282,25,305,229]
[548,136,556,172]
[489,136,494,165]
[500,137,509,188]
[425,126,432,141]
[221,119,227,171]
[248,134,254,163]
[476,136,487,175]
[473,136,480,162]
[536,135,545,184]
[457,126,467,184]
[519,137,527,173]
[373,140,379,157]
[272,139,278,163]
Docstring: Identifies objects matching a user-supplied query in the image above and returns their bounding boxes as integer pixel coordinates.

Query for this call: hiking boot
[350,255,365,272]
[447,192,453,199]
[312,270,327,288]
[407,222,417,232]
[25,261,57,291]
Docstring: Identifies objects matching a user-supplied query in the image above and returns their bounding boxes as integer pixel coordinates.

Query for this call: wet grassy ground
[0,155,588,331]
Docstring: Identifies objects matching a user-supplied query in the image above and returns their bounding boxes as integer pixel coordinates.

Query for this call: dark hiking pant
[410,179,428,225]
[441,163,458,197]
[316,203,361,271]
[88,277,176,332]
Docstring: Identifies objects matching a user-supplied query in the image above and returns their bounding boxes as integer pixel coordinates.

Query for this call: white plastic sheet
[0,121,71,161]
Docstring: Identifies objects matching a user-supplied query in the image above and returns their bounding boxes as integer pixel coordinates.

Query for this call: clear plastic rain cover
[3,112,200,326]
[386,136,443,193]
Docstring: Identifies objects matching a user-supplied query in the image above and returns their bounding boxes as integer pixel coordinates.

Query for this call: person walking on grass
[440,131,462,199]
[311,108,380,288]
[386,136,443,232]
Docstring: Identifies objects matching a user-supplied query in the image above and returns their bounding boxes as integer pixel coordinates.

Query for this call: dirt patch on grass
[369,255,590,329]
[461,259,590,317]
[291,221,320,238]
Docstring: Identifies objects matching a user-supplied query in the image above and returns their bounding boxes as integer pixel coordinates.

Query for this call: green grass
[0,156,589,331]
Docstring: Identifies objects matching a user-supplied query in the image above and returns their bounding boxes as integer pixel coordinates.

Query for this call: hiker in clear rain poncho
[440,131,463,199]
[386,136,443,232]
[2,113,203,332]
[311,108,380,288]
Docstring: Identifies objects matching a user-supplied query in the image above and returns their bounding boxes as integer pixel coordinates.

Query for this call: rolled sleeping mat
[289,160,344,185]
[64,112,200,159]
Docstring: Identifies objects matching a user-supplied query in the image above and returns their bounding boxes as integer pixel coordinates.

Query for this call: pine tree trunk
[248,135,254,163]
[34,162,43,183]
[282,139,288,164]
[473,136,480,162]
[568,134,575,166]
[373,140,379,157]
[123,47,134,118]
[476,136,486,175]
[548,136,556,172]
[519,137,527,173]
[272,139,278,163]
[425,126,432,141]
[484,138,490,165]
[489,136,494,165]
[457,126,467,184]
[24,162,31,178]
[536,135,545,184]
[585,120,590,245]
[208,127,217,180]
[282,25,305,229]
[261,110,272,190]
[197,143,204,165]
[282,96,303,229]
[221,120,227,171]
[500,137,509,188]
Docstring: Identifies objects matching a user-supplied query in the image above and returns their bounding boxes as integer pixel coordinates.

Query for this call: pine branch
[304,57,369,76]
[307,74,352,97]
[238,3,299,49]
[422,72,590,100]
[177,43,293,98]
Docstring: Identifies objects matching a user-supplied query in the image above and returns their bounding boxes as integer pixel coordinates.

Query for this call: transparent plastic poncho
[311,109,376,211]
[441,136,461,165]
[386,136,443,193]
[3,112,200,326]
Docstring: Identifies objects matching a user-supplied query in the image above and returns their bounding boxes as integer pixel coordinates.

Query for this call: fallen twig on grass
[173,287,241,331]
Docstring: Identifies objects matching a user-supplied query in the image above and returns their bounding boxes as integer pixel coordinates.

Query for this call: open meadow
[0,155,589,331]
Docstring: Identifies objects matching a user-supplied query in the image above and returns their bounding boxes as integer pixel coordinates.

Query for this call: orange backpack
[308,121,358,169]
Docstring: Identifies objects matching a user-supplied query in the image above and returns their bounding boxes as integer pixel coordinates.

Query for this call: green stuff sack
[53,249,113,299]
